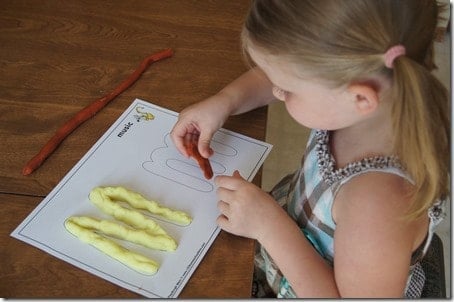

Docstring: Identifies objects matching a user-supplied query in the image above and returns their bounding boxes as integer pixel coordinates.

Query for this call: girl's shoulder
[314,128,428,252]
[333,171,427,245]
[333,170,417,223]
[331,171,429,296]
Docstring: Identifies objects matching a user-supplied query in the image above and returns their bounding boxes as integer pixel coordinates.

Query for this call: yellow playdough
[65,218,159,275]
[65,186,192,275]
[66,216,177,251]
[89,186,192,226]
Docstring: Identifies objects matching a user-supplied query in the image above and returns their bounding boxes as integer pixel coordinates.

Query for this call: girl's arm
[216,171,423,298]
[256,205,340,297]
[215,172,340,297]
[171,67,276,158]
[216,67,277,116]
[270,173,423,297]
[331,172,424,297]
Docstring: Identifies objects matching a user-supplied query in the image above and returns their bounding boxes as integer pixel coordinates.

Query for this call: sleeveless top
[255,129,446,298]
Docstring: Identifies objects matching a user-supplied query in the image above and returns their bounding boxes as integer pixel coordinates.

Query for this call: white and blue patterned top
[254,129,445,298]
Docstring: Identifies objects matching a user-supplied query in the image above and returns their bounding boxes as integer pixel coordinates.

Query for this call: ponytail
[242,0,450,220]
[391,56,450,219]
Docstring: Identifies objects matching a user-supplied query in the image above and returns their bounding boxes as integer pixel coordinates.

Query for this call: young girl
[171,0,449,298]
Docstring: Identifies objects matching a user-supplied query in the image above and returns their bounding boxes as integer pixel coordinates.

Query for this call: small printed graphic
[134,106,155,122]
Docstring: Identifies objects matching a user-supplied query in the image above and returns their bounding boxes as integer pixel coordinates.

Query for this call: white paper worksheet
[11,99,272,298]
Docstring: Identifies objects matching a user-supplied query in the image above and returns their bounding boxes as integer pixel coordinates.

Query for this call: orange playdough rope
[22,48,173,176]
[184,133,214,180]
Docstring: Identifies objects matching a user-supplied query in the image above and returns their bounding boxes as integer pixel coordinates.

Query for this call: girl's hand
[171,68,276,159]
[215,171,285,240]
[170,94,232,159]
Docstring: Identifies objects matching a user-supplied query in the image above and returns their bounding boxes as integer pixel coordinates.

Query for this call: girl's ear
[347,83,379,116]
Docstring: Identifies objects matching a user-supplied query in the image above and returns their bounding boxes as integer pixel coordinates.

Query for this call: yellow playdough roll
[67,216,177,251]
[65,218,159,275]
[89,192,169,237]
[89,186,192,226]
[64,186,192,275]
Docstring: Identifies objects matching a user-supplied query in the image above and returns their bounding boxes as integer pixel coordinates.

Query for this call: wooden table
[0,0,267,298]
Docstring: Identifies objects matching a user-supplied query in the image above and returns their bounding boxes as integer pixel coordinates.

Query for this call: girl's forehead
[247,46,297,84]
[247,44,356,91]
[248,45,349,93]
[248,45,284,68]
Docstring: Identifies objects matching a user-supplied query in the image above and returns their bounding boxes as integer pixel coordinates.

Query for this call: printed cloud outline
[142,133,235,193]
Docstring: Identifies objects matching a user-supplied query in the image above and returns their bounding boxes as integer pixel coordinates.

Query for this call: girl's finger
[216,215,230,231]
[170,126,191,157]
[174,138,188,157]
[214,175,242,190]
[216,186,235,204]
[184,132,214,179]
[217,200,230,216]
[197,131,215,159]
[232,170,242,179]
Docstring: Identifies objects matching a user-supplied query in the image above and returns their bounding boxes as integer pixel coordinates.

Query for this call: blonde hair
[242,0,450,219]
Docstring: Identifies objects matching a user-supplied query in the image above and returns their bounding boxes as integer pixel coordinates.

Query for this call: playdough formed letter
[65,218,160,275]
[65,186,192,275]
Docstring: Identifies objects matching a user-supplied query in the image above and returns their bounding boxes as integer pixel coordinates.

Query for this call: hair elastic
[384,45,406,68]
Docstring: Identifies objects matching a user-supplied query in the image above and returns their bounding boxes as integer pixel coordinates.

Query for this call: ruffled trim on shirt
[314,130,403,186]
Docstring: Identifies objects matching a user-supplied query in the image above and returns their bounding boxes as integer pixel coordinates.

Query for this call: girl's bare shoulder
[331,172,428,297]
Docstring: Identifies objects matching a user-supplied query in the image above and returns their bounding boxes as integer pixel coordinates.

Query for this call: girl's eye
[273,86,289,100]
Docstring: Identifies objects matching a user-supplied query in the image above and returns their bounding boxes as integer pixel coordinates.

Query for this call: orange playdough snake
[22,48,173,175]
